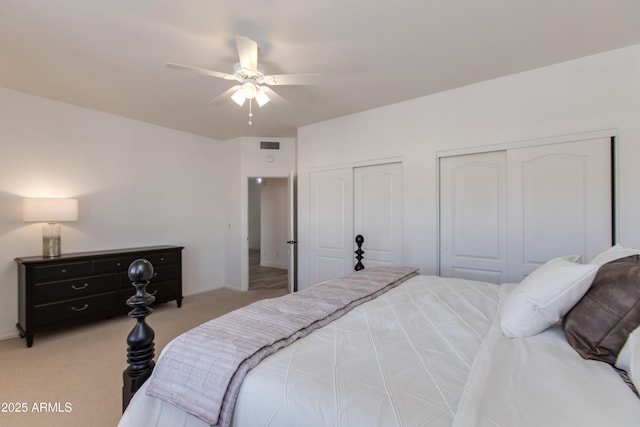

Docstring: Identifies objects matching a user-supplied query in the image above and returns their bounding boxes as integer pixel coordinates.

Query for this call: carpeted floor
[0,286,287,427]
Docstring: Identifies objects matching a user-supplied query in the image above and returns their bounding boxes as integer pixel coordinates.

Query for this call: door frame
[241,173,294,292]
[435,128,619,276]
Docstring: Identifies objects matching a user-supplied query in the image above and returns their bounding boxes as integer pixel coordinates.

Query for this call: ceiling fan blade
[236,36,258,71]
[208,86,240,105]
[263,73,324,86]
[165,62,235,80]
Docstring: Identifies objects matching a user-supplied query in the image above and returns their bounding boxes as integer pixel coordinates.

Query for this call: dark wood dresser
[15,245,183,347]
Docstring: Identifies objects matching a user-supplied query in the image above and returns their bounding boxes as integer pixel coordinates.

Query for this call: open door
[287,171,297,292]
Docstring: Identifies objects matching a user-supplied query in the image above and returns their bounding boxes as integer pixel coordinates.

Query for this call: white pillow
[632,332,640,391]
[590,244,640,265]
[616,326,640,378]
[500,255,599,338]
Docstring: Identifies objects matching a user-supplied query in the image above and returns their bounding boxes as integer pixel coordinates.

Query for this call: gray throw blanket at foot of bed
[146,266,419,427]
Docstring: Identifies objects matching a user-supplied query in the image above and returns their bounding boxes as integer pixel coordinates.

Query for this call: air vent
[260,141,280,150]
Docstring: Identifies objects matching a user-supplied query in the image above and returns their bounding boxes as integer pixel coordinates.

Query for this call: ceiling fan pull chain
[248,99,253,125]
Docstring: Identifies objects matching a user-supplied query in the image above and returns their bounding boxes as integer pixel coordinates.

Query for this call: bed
[118,245,640,427]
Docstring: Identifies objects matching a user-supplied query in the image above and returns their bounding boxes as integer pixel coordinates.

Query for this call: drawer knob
[71,283,89,291]
[116,262,121,267]
[61,269,67,273]
[71,304,89,312]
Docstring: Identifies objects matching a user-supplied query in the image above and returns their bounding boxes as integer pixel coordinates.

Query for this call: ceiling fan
[166,36,323,124]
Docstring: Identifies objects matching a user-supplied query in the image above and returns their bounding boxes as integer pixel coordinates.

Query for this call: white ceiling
[2,1,640,141]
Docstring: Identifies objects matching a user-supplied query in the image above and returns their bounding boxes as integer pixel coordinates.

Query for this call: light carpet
[0,287,287,427]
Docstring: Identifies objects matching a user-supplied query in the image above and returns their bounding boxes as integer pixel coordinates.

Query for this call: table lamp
[23,198,78,257]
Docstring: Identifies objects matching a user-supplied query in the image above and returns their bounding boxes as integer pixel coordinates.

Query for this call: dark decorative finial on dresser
[122,258,156,411]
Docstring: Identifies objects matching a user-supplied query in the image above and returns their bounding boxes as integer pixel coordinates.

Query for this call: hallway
[248,249,288,290]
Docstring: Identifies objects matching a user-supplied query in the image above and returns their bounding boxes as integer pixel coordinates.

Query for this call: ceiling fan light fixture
[231,89,246,106]
[255,89,270,107]
[241,81,257,99]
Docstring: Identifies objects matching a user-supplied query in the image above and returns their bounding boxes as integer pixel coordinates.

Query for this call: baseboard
[0,331,20,341]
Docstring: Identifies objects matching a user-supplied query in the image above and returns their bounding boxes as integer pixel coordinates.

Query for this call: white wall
[297,44,640,289]
[0,87,227,339]
[223,137,296,290]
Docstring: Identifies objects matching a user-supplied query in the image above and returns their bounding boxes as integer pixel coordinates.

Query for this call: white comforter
[119,275,640,427]
[454,284,640,427]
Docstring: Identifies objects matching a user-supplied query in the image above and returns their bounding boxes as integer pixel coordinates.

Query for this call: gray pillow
[563,255,640,364]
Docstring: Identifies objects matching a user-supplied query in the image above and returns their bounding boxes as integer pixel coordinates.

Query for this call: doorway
[248,177,289,290]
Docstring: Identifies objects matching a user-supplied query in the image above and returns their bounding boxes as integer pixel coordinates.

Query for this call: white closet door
[507,138,612,281]
[308,162,403,285]
[440,137,612,284]
[439,151,508,283]
[354,163,403,268]
[308,168,354,284]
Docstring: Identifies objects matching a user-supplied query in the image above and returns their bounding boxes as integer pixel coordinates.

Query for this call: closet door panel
[439,151,507,283]
[308,163,404,285]
[308,169,354,284]
[354,163,403,268]
[507,138,612,281]
[440,136,612,284]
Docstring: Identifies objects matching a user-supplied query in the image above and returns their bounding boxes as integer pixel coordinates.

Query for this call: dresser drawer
[93,250,179,274]
[145,251,179,267]
[34,273,118,304]
[93,256,139,274]
[120,265,179,288]
[153,265,180,281]
[32,261,92,282]
[33,292,119,327]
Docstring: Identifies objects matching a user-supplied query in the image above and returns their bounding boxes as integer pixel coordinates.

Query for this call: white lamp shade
[255,90,270,107]
[23,198,78,222]
[231,89,246,106]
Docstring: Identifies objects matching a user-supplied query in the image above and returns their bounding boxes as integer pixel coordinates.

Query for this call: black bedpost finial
[354,234,365,271]
[122,258,156,411]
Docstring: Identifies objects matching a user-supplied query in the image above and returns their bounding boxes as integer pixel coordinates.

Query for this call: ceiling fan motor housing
[233,62,267,83]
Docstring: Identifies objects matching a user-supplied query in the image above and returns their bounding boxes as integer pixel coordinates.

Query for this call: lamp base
[43,223,61,258]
